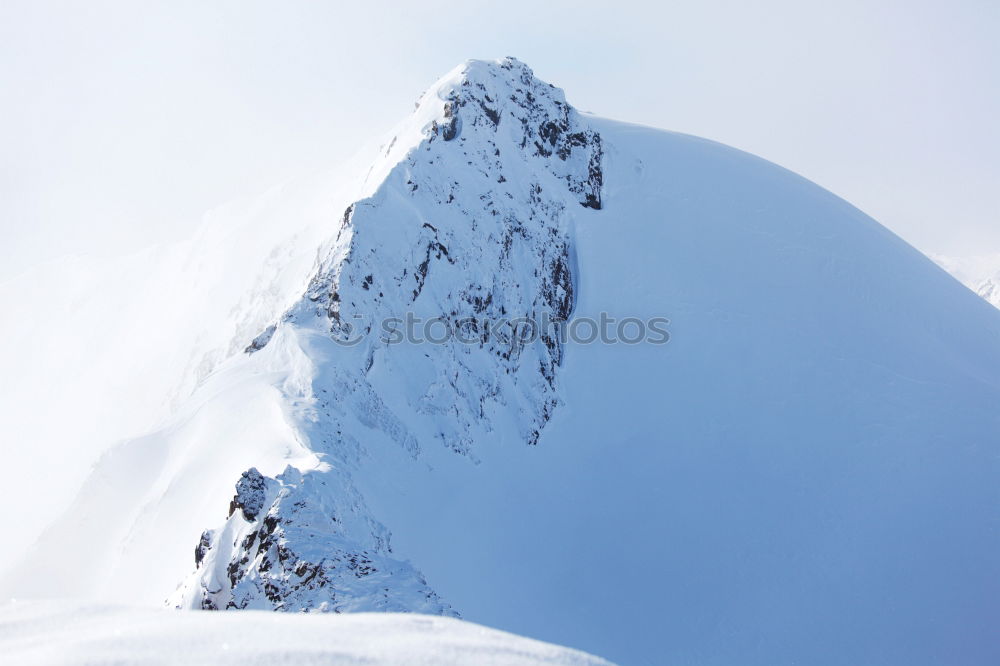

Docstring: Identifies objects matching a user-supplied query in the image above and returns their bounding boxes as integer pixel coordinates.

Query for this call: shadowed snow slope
[4,58,1000,666]
[0,601,611,666]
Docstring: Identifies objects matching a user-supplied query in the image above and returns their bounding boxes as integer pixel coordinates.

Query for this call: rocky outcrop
[298,57,600,453]
[243,325,276,354]
[174,466,455,614]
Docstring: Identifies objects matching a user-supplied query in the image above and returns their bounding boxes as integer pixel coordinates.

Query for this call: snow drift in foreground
[0,601,611,666]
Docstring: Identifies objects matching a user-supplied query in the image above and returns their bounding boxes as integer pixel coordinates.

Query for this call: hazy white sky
[2,0,998,279]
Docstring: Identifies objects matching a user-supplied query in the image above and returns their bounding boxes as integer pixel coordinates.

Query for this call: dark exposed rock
[230,468,269,521]
[178,467,455,615]
[244,324,277,354]
[195,530,213,567]
[441,101,460,141]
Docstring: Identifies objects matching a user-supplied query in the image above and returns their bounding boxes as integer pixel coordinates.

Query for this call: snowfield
[2,57,999,665]
[0,601,611,665]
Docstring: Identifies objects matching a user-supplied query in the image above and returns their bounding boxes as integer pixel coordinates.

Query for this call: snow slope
[0,601,610,666]
[4,58,1000,665]
[359,120,1000,664]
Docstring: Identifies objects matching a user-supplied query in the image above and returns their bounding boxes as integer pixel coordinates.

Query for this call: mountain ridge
[6,58,1000,665]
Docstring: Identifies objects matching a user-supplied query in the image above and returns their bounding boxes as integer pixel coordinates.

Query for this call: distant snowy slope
[0,601,612,666]
[932,253,1000,309]
[5,58,1000,666]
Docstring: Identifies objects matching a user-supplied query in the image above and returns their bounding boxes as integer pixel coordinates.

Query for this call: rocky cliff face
[176,467,454,613]
[170,57,604,613]
[297,56,602,452]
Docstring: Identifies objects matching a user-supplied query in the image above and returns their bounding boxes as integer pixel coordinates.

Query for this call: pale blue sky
[2,0,998,278]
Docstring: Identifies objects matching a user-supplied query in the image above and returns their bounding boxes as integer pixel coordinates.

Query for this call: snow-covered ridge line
[172,57,606,612]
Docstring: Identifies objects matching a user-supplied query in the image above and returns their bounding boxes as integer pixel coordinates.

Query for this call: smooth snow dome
[351,118,1000,664]
[2,58,1000,666]
[0,601,610,666]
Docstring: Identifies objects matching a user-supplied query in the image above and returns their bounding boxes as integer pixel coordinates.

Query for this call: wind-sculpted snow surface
[0,601,612,666]
[7,58,1000,666]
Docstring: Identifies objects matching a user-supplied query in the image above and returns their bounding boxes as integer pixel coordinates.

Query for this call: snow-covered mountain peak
[285,57,603,452]
[166,58,606,613]
[415,57,571,138]
[373,57,602,209]
[8,58,1000,665]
